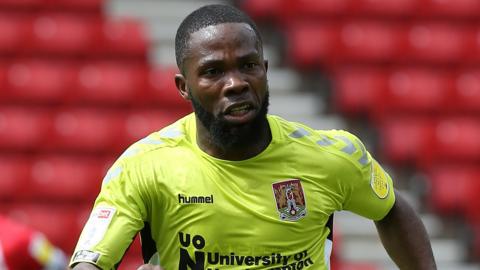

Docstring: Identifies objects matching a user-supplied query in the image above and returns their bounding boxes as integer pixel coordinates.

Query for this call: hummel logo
[178,194,214,204]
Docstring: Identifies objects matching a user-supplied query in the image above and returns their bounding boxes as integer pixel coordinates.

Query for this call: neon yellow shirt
[70,113,395,270]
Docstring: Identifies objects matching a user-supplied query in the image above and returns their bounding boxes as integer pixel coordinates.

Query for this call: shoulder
[315,129,371,172]
[102,114,195,185]
[271,115,371,172]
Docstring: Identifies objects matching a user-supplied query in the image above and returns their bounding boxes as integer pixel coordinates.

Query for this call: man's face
[177,23,269,148]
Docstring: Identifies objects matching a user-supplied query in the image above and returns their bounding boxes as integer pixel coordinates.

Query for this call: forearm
[375,191,436,269]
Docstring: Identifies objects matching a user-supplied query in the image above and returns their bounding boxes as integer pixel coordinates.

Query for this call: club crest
[272,179,307,221]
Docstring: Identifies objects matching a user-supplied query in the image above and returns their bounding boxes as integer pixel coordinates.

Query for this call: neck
[196,117,272,161]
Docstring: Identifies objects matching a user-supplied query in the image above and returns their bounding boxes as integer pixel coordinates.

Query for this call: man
[70,4,436,270]
[0,214,68,270]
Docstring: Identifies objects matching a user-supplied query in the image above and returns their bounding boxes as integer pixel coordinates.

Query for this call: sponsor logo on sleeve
[72,250,101,264]
[272,179,307,221]
[370,161,389,199]
[77,206,116,250]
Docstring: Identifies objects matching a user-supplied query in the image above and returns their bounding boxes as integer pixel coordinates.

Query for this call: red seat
[0,0,102,12]
[45,0,103,12]
[286,22,339,68]
[454,69,480,112]
[0,107,52,150]
[30,14,100,56]
[333,67,386,116]
[0,0,42,9]
[339,21,404,62]
[74,62,146,105]
[434,118,480,161]
[379,118,435,164]
[2,204,91,252]
[27,155,107,202]
[146,67,192,111]
[0,14,31,54]
[0,156,30,200]
[97,18,148,59]
[427,166,480,220]
[385,68,452,113]
[353,0,418,16]
[123,109,188,144]
[4,60,74,103]
[51,109,124,153]
[283,0,352,18]
[422,0,480,18]
[240,0,284,21]
[468,27,480,64]
[405,23,470,63]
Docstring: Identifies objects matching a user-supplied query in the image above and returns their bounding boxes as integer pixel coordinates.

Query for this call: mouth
[223,102,256,123]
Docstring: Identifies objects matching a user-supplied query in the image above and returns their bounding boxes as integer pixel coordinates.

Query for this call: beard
[190,90,270,151]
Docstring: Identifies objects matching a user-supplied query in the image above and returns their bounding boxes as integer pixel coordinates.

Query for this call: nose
[223,70,248,95]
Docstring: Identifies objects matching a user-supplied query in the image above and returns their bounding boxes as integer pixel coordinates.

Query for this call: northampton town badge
[272,179,307,221]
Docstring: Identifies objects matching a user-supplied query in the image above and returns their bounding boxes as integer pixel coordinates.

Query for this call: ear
[264,60,269,73]
[175,73,190,100]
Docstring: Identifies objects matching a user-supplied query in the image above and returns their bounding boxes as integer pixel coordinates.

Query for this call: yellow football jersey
[70,113,395,270]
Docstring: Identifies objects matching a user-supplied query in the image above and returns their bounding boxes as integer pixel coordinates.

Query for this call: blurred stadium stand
[0,0,479,269]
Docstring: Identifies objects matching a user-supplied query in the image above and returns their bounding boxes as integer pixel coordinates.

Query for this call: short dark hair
[175,4,263,73]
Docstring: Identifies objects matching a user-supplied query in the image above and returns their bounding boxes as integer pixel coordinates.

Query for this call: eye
[204,68,222,77]
[243,62,258,70]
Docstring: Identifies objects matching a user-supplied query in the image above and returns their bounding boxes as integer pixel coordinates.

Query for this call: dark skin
[376,191,437,269]
[72,22,436,270]
[175,23,271,161]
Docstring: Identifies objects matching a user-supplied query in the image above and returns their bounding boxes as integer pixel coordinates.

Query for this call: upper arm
[324,130,395,220]
[69,162,147,269]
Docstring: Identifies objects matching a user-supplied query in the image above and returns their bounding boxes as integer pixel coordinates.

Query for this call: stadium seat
[240,0,283,21]
[422,0,480,18]
[379,118,435,164]
[468,27,480,64]
[385,68,452,113]
[123,109,188,144]
[405,23,470,63]
[146,66,192,111]
[0,156,30,200]
[286,22,339,68]
[1,203,91,252]
[27,155,107,202]
[45,0,103,13]
[51,108,125,153]
[332,67,386,116]
[454,69,480,112]
[0,13,31,54]
[4,60,75,104]
[96,18,148,59]
[338,21,404,63]
[434,118,480,162]
[0,0,102,12]
[427,166,480,220]
[283,0,352,19]
[0,107,52,150]
[74,62,147,105]
[353,0,418,17]
[30,14,100,56]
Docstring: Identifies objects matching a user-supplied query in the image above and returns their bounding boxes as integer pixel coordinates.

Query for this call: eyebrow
[197,51,261,68]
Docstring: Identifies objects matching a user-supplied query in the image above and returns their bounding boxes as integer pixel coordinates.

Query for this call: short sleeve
[70,161,147,270]
[335,132,396,220]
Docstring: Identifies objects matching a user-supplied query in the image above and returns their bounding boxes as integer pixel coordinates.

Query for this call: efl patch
[77,206,116,250]
[72,250,100,264]
[272,179,307,221]
[370,161,389,199]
